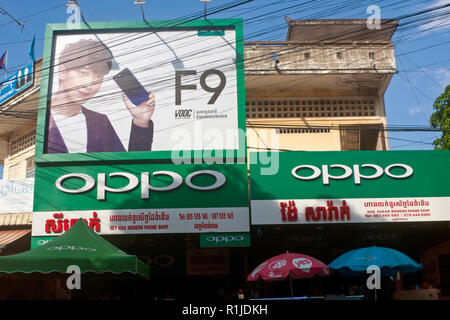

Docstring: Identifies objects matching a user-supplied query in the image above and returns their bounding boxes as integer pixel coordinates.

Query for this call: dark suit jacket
[47,106,153,153]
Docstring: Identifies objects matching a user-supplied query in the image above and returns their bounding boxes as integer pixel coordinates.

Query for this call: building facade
[0,20,449,300]
[245,19,397,152]
[0,59,40,256]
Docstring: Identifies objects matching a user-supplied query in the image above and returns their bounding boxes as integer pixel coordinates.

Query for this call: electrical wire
[1,0,448,151]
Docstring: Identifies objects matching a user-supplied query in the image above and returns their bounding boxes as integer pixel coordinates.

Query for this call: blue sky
[0,0,449,154]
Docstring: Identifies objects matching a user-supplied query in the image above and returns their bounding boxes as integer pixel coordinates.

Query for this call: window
[337,52,343,59]
[304,52,311,59]
[10,130,36,155]
[8,163,21,179]
[246,98,376,119]
[340,125,383,151]
[369,52,375,59]
[277,128,330,134]
[26,156,35,178]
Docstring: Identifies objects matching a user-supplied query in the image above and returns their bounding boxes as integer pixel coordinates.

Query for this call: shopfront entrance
[247,221,450,299]
[104,233,249,300]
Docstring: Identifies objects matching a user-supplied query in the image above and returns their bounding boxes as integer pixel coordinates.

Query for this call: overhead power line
[0,5,25,30]
[0,0,447,151]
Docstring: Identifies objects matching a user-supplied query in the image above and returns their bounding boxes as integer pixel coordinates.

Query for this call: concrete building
[245,19,397,152]
[0,59,40,254]
[0,59,41,180]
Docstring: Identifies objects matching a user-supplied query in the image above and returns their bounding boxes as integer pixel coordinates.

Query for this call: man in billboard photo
[47,38,155,153]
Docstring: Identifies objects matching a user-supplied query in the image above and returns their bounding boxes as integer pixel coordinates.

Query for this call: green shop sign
[200,233,250,247]
[250,150,450,225]
[32,162,249,236]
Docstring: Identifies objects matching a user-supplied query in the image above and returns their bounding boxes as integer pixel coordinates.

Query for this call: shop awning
[0,220,149,278]
[0,213,32,227]
[0,229,31,249]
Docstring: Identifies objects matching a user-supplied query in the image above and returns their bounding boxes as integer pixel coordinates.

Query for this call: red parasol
[247,252,330,297]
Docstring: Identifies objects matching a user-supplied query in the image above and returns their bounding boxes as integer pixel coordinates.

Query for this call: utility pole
[133,0,147,21]
[200,0,211,20]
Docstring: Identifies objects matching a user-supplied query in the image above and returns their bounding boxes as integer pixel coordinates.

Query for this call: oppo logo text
[47,245,96,251]
[291,163,413,185]
[206,235,245,243]
[55,170,226,200]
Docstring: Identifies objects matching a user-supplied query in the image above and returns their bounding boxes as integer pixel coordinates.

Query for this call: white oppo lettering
[97,172,139,201]
[47,246,96,251]
[384,164,414,179]
[56,173,95,193]
[292,163,413,185]
[206,235,244,243]
[185,170,226,190]
[291,165,321,180]
[353,164,384,184]
[141,171,183,199]
[321,164,352,184]
[55,170,226,200]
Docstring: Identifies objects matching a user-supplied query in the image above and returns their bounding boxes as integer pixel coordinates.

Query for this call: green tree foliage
[430,85,450,150]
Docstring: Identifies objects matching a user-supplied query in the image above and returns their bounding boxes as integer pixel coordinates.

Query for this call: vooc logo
[291,163,413,185]
[55,170,226,200]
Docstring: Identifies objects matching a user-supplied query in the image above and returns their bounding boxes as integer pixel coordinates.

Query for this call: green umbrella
[0,219,149,278]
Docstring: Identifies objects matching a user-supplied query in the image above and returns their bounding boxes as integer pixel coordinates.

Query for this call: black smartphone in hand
[113,68,148,106]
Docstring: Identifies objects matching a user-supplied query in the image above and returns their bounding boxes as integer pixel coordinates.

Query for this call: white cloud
[414,68,450,88]
[417,0,450,33]
[432,69,450,87]
[409,106,422,115]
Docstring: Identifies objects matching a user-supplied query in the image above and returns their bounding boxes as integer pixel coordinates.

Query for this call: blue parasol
[328,246,423,277]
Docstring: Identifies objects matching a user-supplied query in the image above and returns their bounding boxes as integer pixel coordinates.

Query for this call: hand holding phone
[113,68,148,106]
[114,68,155,127]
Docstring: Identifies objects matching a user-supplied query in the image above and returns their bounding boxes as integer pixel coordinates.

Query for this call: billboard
[0,63,34,104]
[250,150,450,225]
[32,20,249,239]
[35,19,246,161]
